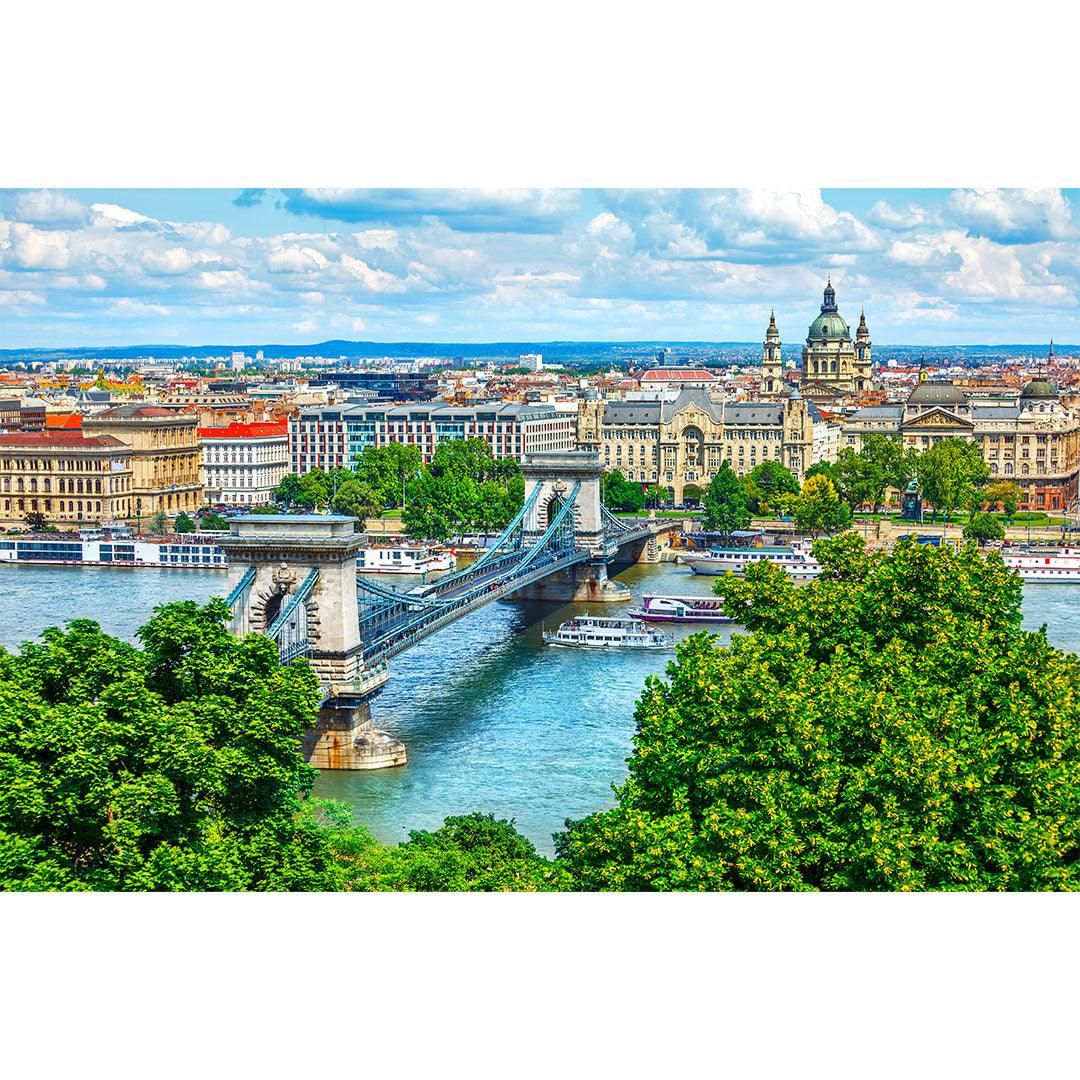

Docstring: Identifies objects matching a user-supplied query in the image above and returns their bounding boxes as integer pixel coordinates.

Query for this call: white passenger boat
[628,594,734,623]
[1001,546,1080,583]
[0,533,227,569]
[542,615,674,650]
[357,545,456,574]
[686,539,822,579]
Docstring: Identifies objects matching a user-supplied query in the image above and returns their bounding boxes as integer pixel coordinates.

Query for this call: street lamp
[135,497,142,536]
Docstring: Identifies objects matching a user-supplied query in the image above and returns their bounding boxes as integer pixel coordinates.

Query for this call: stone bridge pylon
[512,450,631,603]
[218,515,406,771]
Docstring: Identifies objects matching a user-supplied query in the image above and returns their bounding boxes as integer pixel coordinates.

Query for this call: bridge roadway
[356,510,664,668]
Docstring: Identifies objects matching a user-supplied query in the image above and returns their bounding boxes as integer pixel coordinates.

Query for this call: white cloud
[944,188,1075,242]
[12,190,86,225]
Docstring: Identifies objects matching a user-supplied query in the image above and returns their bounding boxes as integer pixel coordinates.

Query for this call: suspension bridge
[217,451,681,769]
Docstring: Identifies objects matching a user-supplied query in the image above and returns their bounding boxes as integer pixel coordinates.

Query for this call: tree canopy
[556,535,1080,890]
[603,469,646,513]
[744,461,799,514]
[917,437,990,522]
[793,473,851,538]
[701,462,750,536]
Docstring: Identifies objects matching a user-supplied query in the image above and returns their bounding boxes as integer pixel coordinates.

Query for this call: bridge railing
[268,567,319,664]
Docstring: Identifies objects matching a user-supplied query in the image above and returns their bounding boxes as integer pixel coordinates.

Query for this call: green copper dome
[808,312,851,341]
[1021,378,1058,400]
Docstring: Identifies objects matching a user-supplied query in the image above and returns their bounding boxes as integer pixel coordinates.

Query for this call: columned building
[83,405,203,515]
[577,386,827,503]
[199,420,289,506]
[0,430,133,528]
[843,376,1080,511]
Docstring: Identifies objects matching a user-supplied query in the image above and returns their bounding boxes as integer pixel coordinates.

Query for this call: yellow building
[82,405,203,514]
[577,386,820,504]
[0,431,133,527]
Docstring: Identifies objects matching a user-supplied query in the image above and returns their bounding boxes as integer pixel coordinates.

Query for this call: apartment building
[199,420,289,505]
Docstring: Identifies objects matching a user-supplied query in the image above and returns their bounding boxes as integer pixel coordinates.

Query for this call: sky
[1,187,1078,349]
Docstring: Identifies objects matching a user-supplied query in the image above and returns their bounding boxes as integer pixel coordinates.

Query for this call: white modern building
[199,420,289,505]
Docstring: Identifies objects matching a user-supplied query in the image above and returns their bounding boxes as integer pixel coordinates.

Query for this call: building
[0,430,133,528]
[199,420,289,506]
[82,405,203,515]
[290,402,576,473]
[577,386,828,503]
[639,369,719,392]
[318,371,437,401]
[519,353,544,372]
[762,281,872,401]
[842,374,1080,511]
[0,398,47,434]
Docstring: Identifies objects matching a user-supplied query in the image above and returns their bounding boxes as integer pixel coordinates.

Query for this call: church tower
[800,278,859,397]
[854,308,872,391]
[760,309,782,396]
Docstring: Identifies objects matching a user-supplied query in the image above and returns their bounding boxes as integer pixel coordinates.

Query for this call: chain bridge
[217,451,681,770]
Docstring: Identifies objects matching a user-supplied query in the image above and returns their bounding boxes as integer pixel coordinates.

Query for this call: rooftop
[0,431,126,448]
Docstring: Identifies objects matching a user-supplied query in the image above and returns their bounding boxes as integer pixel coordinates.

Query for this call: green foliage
[745,461,799,514]
[273,473,305,508]
[794,474,850,537]
[328,813,568,892]
[557,537,1080,890]
[24,511,47,532]
[834,435,916,512]
[964,512,1006,542]
[644,484,665,508]
[353,444,423,508]
[147,509,169,535]
[682,484,703,506]
[701,462,750,536]
[982,480,1023,522]
[200,512,229,532]
[173,511,196,534]
[402,439,523,541]
[331,479,381,527]
[917,437,990,522]
[603,469,646,513]
[0,602,339,891]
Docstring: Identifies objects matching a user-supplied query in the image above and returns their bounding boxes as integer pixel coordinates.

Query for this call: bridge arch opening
[544,494,564,528]
[261,588,288,630]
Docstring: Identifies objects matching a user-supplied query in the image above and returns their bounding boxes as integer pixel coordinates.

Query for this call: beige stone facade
[577,386,820,503]
[83,405,203,514]
[843,378,1080,511]
[0,431,133,527]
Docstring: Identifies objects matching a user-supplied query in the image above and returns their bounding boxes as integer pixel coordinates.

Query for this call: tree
[964,512,1006,543]
[273,473,305,508]
[331,813,568,892]
[354,444,423,508]
[794,474,850,538]
[644,484,665,509]
[682,484,703,506]
[701,462,750,537]
[147,509,169,535]
[331,479,381,528]
[603,469,645,513]
[982,480,1023,523]
[298,471,331,510]
[402,471,478,542]
[200,512,229,531]
[0,602,342,891]
[24,510,47,532]
[745,461,799,514]
[173,511,196,534]
[556,536,1080,890]
[917,438,990,524]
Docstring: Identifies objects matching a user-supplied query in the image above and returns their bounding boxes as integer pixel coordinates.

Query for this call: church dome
[1021,378,1058,400]
[907,381,967,406]
[808,311,851,341]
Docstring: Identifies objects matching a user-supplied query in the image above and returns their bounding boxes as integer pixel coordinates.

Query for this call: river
[1,560,1077,854]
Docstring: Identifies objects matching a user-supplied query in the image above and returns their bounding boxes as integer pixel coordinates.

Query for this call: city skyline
[2,187,1080,350]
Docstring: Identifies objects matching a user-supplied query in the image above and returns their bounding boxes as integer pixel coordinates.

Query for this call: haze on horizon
[1,187,1078,350]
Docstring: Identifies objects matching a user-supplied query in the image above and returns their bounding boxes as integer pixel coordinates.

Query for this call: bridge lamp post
[135,497,142,536]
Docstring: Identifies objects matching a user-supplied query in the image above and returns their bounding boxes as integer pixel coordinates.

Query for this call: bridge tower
[513,450,630,602]
[218,514,406,771]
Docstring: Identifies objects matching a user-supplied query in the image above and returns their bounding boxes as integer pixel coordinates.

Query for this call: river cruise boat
[0,533,227,569]
[1000,546,1080,583]
[685,539,822,579]
[628,594,734,624]
[357,545,456,575]
[542,615,674,650]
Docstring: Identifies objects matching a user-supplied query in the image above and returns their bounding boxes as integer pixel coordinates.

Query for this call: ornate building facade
[577,386,824,503]
[760,280,872,401]
[82,405,203,514]
[843,375,1080,511]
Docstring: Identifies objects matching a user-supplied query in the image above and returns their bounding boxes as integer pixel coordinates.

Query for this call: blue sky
[1,188,1078,348]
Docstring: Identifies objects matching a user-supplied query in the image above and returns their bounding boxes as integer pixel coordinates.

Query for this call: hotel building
[199,420,289,505]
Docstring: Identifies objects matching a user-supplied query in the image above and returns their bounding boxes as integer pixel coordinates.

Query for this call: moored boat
[628,594,733,623]
[686,538,822,579]
[542,614,674,650]
[357,544,456,574]
[1000,546,1080,583]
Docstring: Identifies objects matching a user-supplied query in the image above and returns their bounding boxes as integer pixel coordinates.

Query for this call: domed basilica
[760,279,871,401]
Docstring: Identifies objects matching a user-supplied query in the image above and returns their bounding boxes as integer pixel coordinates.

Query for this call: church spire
[821,277,837,313]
